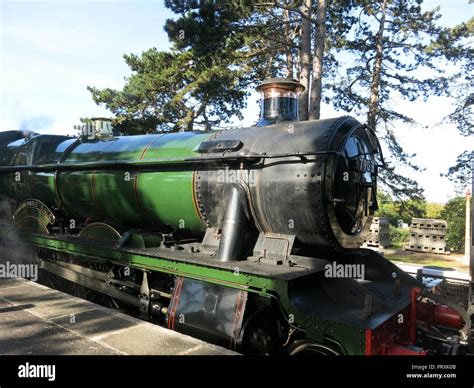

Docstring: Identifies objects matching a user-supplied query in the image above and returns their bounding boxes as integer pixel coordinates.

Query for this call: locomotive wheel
[240,312,281,355]
[288,340,341,356]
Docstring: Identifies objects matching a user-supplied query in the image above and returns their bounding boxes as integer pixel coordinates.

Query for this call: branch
[254,1,317,24]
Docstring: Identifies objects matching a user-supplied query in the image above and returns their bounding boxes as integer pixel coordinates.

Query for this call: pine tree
[87,1,353,131]
[329,0,468,199]
[439,17,473,187]
[88,2,255,133]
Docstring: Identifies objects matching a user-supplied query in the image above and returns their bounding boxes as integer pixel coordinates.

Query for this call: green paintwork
[118,230,163,249]
[58,132,213,231]
[21,232,366,355]
[1,171,56,207]
[59,171,97,219]
[0,135,73,206]
[1,132,215,232]
[31,173,57,206]
[2,171,30,200]
[78,222,122,241]
[139,132,212,231]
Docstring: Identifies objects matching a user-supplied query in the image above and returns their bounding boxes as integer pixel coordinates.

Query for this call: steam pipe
[216,184,249,262]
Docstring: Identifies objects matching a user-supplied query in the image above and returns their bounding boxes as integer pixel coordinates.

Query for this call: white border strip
[396,263,470,282]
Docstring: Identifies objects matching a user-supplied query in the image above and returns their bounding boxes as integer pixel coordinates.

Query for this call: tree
[375,190,427,225]
[444,151,473,193]
[88,0,356,132]
[258,0,353,120]
[88,3,255,133]
[309,0,328,120]
[426,202,444,219]
[388,224,410,247]
[333,1,453,128]
[440,196,468,253]
[435,17,473,137]
[328,1,465,200]
[299,0,312,120]
[393,197,427,224]
[367,0,388,131]
[439,18,474,188]
[375,191,399,225]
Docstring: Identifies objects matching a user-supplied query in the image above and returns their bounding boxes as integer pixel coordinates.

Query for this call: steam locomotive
[0,79,470,355]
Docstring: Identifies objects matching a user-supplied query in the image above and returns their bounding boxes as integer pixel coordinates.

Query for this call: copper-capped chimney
[256,78,305,126]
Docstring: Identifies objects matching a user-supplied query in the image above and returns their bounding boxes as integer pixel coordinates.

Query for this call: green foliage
[88,4,256,133]
[440,196,468,253]
[436,17,473,138]
[375,191,399,226]
[377,162,424,201]
[329,3,470,200]
[376,190,427,225]
[441,18,473,189]
[444,150,473,191]
[376,191,468,253]
[389,225,410,248]
[332,2,449,125]
[394,198,427,224]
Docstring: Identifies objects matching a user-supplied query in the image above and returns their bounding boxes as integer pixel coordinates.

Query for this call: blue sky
[1,0,174,134]
[0,0,473,203]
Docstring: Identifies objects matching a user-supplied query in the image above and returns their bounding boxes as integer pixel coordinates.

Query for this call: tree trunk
[298,0,312,121]
[283,9,294,78]
[367,0,388,130]
[309,0,327,120]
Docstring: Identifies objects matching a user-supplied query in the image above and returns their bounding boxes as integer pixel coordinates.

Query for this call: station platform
[0,278,237,355]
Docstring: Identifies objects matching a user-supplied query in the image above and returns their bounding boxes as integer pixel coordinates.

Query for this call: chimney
[256,78,305,127]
